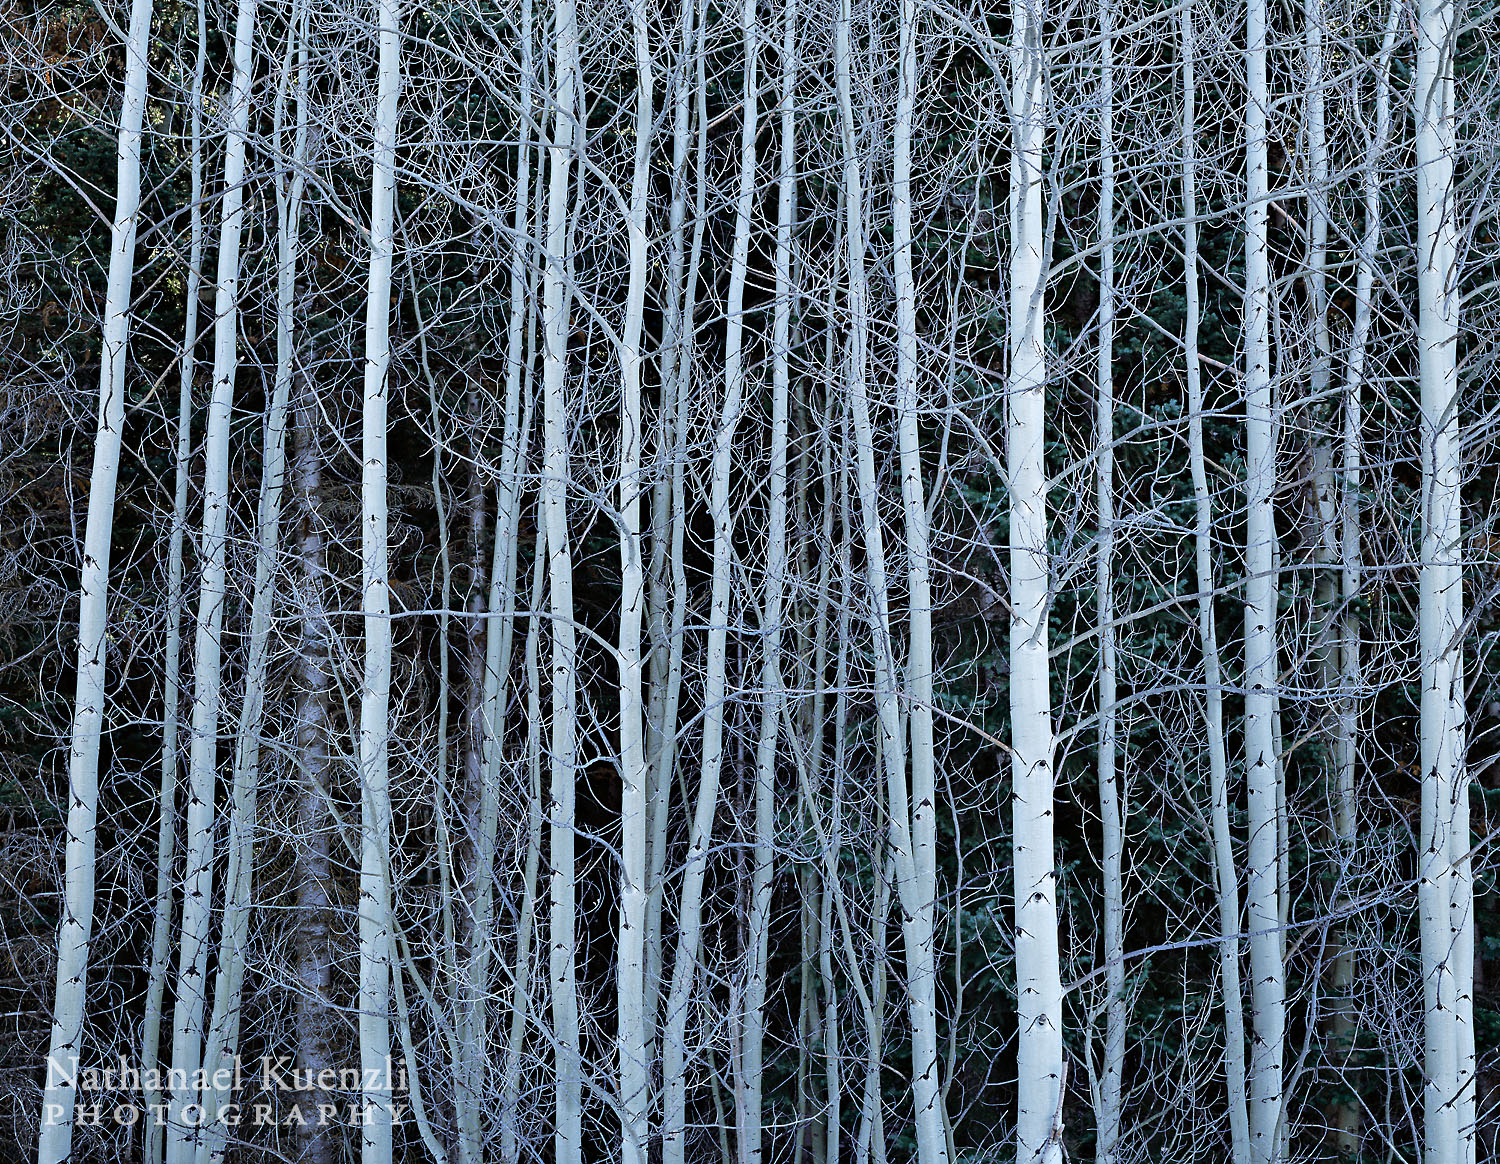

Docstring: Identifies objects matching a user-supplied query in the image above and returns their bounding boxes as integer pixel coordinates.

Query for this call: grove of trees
[1,0,1499,1158]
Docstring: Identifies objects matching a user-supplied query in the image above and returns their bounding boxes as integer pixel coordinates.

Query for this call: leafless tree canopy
[2,0,1500,1160]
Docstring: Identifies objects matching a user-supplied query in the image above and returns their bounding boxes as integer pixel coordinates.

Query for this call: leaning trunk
[37,0,155,1155]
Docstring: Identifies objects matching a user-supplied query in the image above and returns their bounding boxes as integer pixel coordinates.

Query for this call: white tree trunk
[1327,14,1397,1156]
[358,0,401,1156]
[1416,0,1469,1159]
[738,2,793,1159]
[1008,0,1063,1159]
[892,0,949,1156]
[499,526,547,1164]
[196,21,308,1155]
[1093,4,1124,1157]
[644,0,690,1059]
[617,0,654,1156]
[1242,0,1284,1152]
[141,4,203,1157]
[1182,2,1250,1157]
[541,0,582,1148]
[164,0,257,1152]
[37,0,155,1157]
[661,0,756,1156]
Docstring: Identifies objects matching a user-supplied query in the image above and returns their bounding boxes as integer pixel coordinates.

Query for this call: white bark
[1182,1,1249,1156]
[142,5,203,1158]
[37,0,154,1156]
[541,0,582,1148]
[1008,0,1064,1158]
[644,0,706,1057]
[358,0,401,1156]
[456,13,536,1156]
[164,0,257,1151]
[500,532,548,1164]
[617,0,654,1155]
[660,0,756,1154]
[1242,0,1284,1150]
[1416,0,1469,1159]
[195,18,307,1155]
[892,0,949,1156]
[738,1,793,1158]
[1327,14,1398,1155]
[1093,3,1124,1157]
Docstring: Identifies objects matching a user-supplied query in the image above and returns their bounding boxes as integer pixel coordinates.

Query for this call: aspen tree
[292,341,336,1164]
[1093,2,1124,1157]
[1183,0,1249,1155]
[165,0,258,1150]
[1328,5,1400,1153]
[142,7,204,1161]
[1242,0,1285,1149]
[644,0,696,1055]
[540,0,582,1145]
[1302,9,1349,1147]
[196,17,309,1154]
[456,29,537,1163]
[893,0,949,1154]
[738,0,794,1155]
[1008,0,1064,1156]
[357,0,402,1155]
[859,841,893,1164]
[1416,0,1470,1160]
[617,0,654,1152]
[37,0,155,1156]
[837,0,949,1155]
[500,530,548,1164]
[646,0,710,1055]
[661,0,756,1152]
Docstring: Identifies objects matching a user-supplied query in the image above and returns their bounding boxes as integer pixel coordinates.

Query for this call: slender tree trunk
[36,0,155,1156]
[1093,3,1125,1157]
[1182,1,1250,1156]
[1242,0,1285,1151]
[541,0,582,1147]
[661,0,756,1153]
[1328,8,1400,1154]
[358,0,402,1156]
[499,522,547,1164]
[1416,0,1469,1159]
[456,39,536,1164]
[196,20,308,1155]
[142,6,204,1159]
[1009,0,1064,1158]
[892,0,949,1156]
[292,346,337,1164]
[645,0,708,1055]
[857,845,892,1164]
[617,0,654,1156]
[738,2,794,1158]
[644,0,691,1057]
[164,0,258,1151]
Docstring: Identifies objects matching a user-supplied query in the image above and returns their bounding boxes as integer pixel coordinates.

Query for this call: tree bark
[1008,0,1064,1157]
[617,0,654,1154]
[540,0,582,1147]
[661,0,756,1155]
[1093,4,1125,1157]
[1182,2,1250,1157]
[37,0,155,1155]
[357,0,402,1156]
[141,5,204,1158]
[1416,0,1470,1159]
[1242,0,1284,1151]
[164,0,258,1151]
